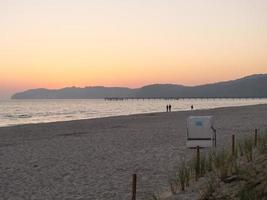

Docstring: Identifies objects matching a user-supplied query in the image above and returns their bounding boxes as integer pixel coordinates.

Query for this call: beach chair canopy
[186,116,215,148]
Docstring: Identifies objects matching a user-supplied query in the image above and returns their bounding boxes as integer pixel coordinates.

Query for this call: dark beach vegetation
[153,129,267,200]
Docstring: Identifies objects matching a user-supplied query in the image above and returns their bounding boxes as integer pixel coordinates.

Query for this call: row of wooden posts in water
[130,128,259,200]
[105,97,263,101]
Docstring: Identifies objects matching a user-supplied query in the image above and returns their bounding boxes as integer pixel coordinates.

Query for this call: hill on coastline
[12,74,267,99]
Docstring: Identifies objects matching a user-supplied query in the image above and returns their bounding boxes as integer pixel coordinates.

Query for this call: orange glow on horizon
[1,0,267,98]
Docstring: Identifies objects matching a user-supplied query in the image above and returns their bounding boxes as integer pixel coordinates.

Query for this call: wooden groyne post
[214,129,217,148]
[232,134,235,156]
[132,174,137,200]
[254,128,258,147]
[196,146,200,181]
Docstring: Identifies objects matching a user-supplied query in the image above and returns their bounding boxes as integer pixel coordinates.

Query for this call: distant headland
[11,74,267,99]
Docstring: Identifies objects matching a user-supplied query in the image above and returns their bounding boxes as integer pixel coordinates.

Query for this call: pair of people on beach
[166,104,193,112]
[166,104,172,112]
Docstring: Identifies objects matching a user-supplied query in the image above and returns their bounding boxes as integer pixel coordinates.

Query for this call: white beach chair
[186,116,216,148]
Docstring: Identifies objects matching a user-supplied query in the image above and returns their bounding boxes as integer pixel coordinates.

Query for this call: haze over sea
[1,98,267,127]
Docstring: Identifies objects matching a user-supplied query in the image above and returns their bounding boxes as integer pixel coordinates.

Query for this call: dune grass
[211,148,233,181]
[165,129,267,199]
[256,129,267,153]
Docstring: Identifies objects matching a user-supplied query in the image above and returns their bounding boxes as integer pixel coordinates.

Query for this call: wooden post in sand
[214,129,217,148]
[196,146,200,181]
[232,134,235,156]
[132,174,137,200]
[254,128,258,147]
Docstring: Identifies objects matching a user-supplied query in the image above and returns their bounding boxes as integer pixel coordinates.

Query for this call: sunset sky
[1,0,267,98]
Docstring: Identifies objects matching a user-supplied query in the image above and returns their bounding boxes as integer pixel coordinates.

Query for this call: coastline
[0,104,267,199]
[1,103,267,128]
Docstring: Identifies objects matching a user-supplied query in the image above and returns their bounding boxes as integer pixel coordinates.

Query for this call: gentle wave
[0,98,267,127]
[4,114,32,119]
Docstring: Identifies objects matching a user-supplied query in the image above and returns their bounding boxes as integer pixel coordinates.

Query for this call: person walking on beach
[169,104,172,112]
[166,105,169,112]
[191,105,194,110]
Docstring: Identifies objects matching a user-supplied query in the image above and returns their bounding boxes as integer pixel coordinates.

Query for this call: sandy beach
[0,104,267,200]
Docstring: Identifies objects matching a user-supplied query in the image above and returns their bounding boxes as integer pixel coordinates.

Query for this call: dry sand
[0,104,267,200]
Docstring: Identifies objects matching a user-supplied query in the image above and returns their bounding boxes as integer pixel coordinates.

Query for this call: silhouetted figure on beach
[169,104,172,112]
[191,105,194,110]
[166,105,169,112]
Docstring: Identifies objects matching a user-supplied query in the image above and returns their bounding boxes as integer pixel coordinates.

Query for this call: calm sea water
[0,98,267,127]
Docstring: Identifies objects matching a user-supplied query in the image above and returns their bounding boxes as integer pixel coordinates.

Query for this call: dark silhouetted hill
[11,74,267,99]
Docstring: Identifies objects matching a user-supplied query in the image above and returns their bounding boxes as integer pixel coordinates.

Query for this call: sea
[0,98,267,127]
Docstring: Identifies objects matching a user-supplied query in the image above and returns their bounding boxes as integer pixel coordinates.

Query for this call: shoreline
[1,103,267,129]
[0,104,267,199]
